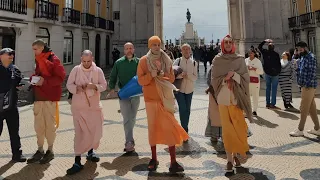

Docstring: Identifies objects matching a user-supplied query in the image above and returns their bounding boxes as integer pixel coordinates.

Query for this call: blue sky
[163,0,229,44]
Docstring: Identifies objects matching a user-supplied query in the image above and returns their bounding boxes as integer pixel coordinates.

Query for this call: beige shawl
[211,53,253,122]
[146,49,178,113]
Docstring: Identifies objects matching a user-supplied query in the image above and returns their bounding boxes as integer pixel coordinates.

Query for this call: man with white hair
[108,42,140,152]
[66,50,107,175]
[173,43,198,135]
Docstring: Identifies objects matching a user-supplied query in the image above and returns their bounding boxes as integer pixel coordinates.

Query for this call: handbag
[250,76,259,83]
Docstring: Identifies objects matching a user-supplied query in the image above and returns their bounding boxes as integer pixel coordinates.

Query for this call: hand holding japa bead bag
[0,66,15,113]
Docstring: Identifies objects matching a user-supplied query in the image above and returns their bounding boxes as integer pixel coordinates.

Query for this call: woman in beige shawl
[211,35,253,172]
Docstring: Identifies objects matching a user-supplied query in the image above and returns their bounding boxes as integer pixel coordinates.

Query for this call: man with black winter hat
[258,39,281,110]
[0,48,26,162]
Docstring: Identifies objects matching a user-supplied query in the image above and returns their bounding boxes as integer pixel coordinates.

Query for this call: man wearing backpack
[173,43,198,136]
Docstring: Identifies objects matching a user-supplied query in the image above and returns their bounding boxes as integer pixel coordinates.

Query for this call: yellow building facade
[289,0,320,64]
[0,0,114,75]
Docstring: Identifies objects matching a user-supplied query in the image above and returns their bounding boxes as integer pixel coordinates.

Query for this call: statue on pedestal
[186,8,191,23]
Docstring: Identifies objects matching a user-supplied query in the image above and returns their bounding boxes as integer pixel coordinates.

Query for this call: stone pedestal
[185,22,194,39]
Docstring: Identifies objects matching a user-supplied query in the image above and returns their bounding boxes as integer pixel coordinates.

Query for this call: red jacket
[31,53,66,101]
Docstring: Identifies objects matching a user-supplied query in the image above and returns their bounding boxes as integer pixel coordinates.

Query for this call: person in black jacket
[258,39,281,109]
[0,48,26,162]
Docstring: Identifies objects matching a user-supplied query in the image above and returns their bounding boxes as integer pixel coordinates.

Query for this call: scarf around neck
[146,49,178,113]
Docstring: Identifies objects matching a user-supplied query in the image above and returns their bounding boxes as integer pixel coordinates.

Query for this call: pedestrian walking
[245,48,264,116]
[173,43,198,134]
[137,36,188,173]
[66,50,107,175]
[27,39,66,164]
[204,66,222,142]
[211,35,253,172]
[290,41,320,137]
[0,48,26,162]
[108,42,140,153]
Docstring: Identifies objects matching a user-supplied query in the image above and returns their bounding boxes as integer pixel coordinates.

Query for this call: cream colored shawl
[211,53,253,122]
[146,49,178,113]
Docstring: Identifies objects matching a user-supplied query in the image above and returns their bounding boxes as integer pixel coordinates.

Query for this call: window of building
[65,0,73,8]
[82,32,89,51]
[106,0,110,19]
[308,31,316,56]
[294,32,300,45]
[63,31,73,64]
[291,0,298,17]
[83,0,89,13]
[305,0,312,13]
[114,11,120,20]
[36,27,50,46]
[96,0,101,17]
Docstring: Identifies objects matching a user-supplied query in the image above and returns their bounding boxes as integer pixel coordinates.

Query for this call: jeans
[175,92,193,133]
[0,107,22,157]
[265,74,279,106]
[119,96,140,143]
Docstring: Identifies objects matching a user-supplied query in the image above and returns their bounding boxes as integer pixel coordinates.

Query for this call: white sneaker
[307,129,320,136]
[289,129,304,137]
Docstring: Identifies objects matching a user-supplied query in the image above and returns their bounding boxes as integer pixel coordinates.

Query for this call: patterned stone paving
[0,66,320,180]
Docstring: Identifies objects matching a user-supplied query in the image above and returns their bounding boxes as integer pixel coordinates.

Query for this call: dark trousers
[175,92,193,133]
[0,107,22,157]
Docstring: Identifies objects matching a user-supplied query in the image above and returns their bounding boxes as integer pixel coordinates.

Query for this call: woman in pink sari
[66,50,107,175]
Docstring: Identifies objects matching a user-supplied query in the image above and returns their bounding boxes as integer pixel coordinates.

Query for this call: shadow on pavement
[3,163,50,180]
[52,161,99,180]
[300,168,320,180]
[100,152,150,177]
[303,136,320,144]
[163,138,207,159]
[224,167,275,180]
[0,162,14,177]
[254,116,279,128]
[273,110,300,120]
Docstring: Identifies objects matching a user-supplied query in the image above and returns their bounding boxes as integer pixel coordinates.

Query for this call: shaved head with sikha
[81,50,94,69]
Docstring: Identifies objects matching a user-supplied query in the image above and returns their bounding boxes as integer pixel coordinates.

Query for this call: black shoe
[169,162,184,173]
[27,150,44,164]
[252,111,257,116]
[12,153,27,163]
[288,104,294,109]
[266,104,270,109]
[86,153,100,162]
[39,150,54,164]
[67,163,84,175]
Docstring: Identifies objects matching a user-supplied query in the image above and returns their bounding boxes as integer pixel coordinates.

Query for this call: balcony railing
[106,20,114,31]
[288,16,300,28]
[300,12,315,26]
[95,17,106,29]
[34,0,58,20]
[62,8,80,24]
[0,0,27,14]
[81,13,95,27]
[316,10,320,23]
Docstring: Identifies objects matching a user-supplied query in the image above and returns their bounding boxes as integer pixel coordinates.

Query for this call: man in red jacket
[27,39,66,164]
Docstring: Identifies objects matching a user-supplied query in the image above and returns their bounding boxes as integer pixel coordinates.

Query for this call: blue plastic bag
[118,76,143,100]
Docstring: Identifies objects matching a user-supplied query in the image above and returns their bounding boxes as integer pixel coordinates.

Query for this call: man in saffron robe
[211,35,253,172]
[27,39,65,164]
[66,50,107,175]
[137,36,189,173]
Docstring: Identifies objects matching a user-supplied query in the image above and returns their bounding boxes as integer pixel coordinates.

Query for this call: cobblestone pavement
[0,65,320,180]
